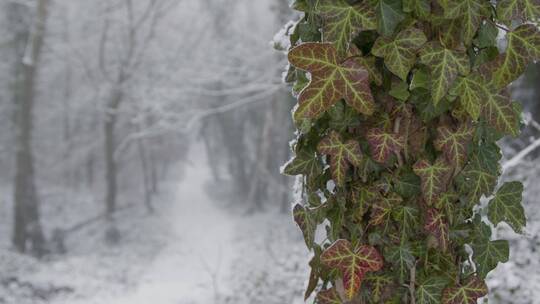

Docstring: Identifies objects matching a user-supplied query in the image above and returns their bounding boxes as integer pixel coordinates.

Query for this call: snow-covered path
[98,150,237,304]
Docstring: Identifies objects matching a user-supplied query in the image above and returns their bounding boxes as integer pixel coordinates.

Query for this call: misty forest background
[0,0,539,303]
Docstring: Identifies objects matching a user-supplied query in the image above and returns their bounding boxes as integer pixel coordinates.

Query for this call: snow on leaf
[441,0,490,45]
[316,287,343,304]
[372,27,427,80]
[425,208,450,252]
[320,239,384,300]
[413,158,452,206]
[366,128,406,164]
[442,277,488,304]
[434,123,474,171]
[293,204,318,249]
[288,43,375,120]
[318,131,363,185]
[318,0,377,56]
[416,276,449,304]
[487,181,526,233]
[419,42,470,105]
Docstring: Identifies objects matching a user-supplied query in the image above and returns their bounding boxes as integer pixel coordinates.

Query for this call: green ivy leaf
[288,43,375,121]
[366,128,406,164]
[393,169,422,199]
[384,242,416,283]
[364,273,394,302]
[416,276,449,304]
[472,221,510,279]
[403,0,431,19]
[318,131,363,185]
[293,204,318,249]
[372,27,427,80]
[456,146,500,205]
[377,0,406,36]
[283,149,323,177]
[441,0,490,45]
[441,277,488,304]
[488,181,526,233]
[316,287,343,304]
[497,0,540,24]
[320,239,384,300]
[393,204,420,239]
[419,42,470,105]
[425,208,450,251]
[413,158,453,206]
[318,0,377,56]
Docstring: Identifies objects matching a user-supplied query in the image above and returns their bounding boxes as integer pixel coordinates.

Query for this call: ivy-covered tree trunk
[282,0,539,303]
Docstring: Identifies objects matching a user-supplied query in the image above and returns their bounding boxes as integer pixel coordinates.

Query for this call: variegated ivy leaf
[377,0,406,36]
[318,131,363,185]
[434,123,474,171]
[472,221,510,279]
[416,276,449,304]
[318,0,377,56]
[419,42,470,105]
[366,128,406,164]
[283,149,323,177]
[316,287,343,304]
[293,204,318,249]
[288,43,375,121]
[497,0,540,24]
[487,24,540,89]
[456,145,500,205]
[441,0,491,45]
[441,277,488,304]
[425,208,450,251]
[370,193,403,230]
[320,239,384,300]
[488,181,526,233]
[413,158,453,206]
[372,27,427,80]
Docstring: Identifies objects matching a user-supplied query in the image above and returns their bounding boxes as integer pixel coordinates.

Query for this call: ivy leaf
[370,193,402,230]
[434,123,474,171]
[403,0,431,19]
[293,204,318,249]
[413,158,453,206]
[425,208,450,251]
[488,181,526,233]
[481,90,521,137]
[283,149,323,177]
[377,0,406,36]
[471,221,510,279]
[318,131,363,185]
[351,183,380,217]
[488,24,540,89]
[364,273,394,302]
[366,128,406,164]
[442,277,488,304]
[497,0,540,24]
[320,239,384,300]
[450,74,486,120]
[441,0,490,45]
[393,204,420,239]
[419,42,470,105]
[393,169,422,199]
[416,276,449,304]
[319,0,377,56]
[316,287,343,304]
[372,27,427,80]
[288,43,375,121]
[456,146,500,205]
[384,242,416,283]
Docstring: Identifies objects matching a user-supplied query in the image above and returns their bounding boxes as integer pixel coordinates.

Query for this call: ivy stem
[393,116,404,167]
[487,19,510,32]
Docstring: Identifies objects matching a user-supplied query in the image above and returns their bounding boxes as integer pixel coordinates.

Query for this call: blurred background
[0,1,538,303]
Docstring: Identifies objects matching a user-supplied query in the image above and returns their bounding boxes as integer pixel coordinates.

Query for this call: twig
[502,136,540,171]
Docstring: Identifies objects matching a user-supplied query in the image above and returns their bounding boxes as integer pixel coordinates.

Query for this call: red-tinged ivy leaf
[441,0,490,45]
[369,193,402,231]
[316,287,343,304]
[288,43,375,121]
[416,276,449,304]
[355,56,383,85]
[320,240,384,300]
[318,0,377,57]
[434,123,474,171]
[488,181,526,233]
[318,131,363,185]
[293,204,318,249]
[487,24,540,89]
[425,208,450,251]
[372,27,427,80]
[413,158,453,206]
[442,277,488,304]
[497,0,540,25]
[419,42,470,105]
[366,128,406,164]
[305,256,321,300]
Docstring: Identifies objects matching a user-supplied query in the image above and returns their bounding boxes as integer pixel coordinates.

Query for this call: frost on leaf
[318,131,363,185]
[366,128,405,164]
[487,181,526,233]
[413,158,452,206]
[424,208,450,251]
[442,277,488,304]
[320,239,383,300]
[288,43,375,121]
[318,0,377,56]
[372,27,427,80]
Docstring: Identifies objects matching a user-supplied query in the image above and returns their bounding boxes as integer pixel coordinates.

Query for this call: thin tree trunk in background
[136,135,154,213]
[12,0,49,256]
[104,87,122,216]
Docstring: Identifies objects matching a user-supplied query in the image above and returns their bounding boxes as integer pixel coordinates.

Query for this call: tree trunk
[104,87,122,216]
[11,0,49,256]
